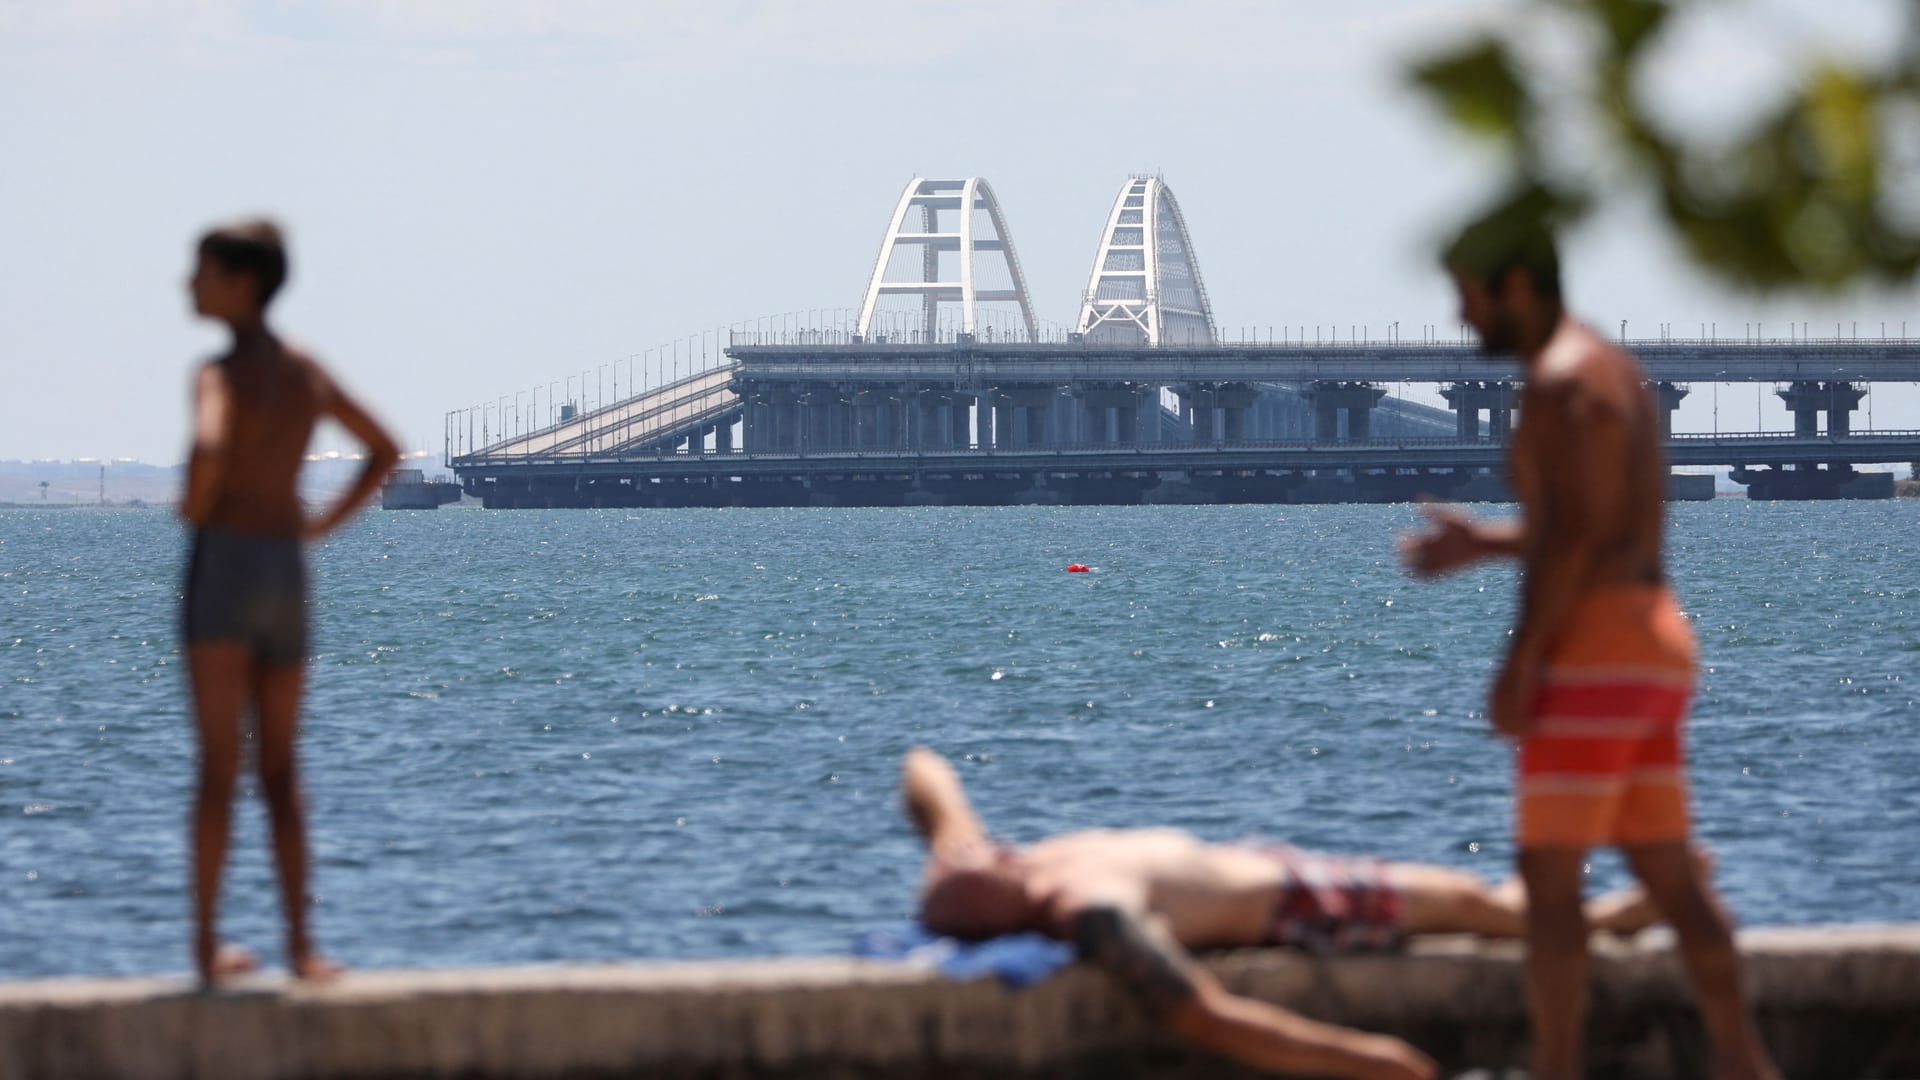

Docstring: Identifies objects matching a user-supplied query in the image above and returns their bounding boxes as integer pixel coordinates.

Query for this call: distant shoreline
[0,502,160,511]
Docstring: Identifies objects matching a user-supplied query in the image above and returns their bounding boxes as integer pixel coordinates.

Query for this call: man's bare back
[192,339,334,538]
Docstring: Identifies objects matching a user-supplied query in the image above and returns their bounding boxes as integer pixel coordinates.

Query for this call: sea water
[1,501,1914,977]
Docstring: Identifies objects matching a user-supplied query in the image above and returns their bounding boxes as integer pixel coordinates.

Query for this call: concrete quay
[3,924,1916,1079]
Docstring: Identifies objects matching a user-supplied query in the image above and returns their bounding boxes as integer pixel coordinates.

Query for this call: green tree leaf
[1409,39,1533,142]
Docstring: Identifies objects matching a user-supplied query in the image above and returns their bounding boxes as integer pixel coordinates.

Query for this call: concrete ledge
[3,925,1917,1079]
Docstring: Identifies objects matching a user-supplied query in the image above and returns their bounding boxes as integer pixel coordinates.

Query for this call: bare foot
[198,943,259,986]
[290,948,344,984]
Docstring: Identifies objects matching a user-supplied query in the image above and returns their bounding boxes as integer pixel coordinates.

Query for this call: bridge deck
[454,431,1920,479]
[728,340,1920,385]
[468,370,736,459]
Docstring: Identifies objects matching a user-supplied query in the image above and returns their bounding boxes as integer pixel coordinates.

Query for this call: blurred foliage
[1410,0,1920,290]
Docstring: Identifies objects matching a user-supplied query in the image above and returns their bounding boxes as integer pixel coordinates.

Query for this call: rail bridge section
[449,339,1920,507]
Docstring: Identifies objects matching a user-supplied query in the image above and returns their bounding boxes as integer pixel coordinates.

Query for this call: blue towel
[853,923,1076,988]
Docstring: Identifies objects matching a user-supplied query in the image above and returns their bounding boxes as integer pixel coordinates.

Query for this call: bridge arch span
[1077,176,1217,347]
[855,177,1039,343]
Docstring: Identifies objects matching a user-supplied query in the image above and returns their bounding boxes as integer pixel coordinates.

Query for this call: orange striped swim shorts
[1517,586,1696,850]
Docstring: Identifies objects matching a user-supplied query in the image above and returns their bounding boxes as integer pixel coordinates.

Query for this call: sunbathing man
[181,219,399,985]
[903,748,1671,1080]
[1399,215,1778,1080]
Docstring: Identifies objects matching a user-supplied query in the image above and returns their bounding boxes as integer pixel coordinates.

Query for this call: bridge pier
[852,393,882,450]
[1298,382,1386,443]
[985,390,1055,449]
[1777,381,1864,439]
[1176,384,1258,444]
[1440,382,1515,442]
[1075,386,1142,446]
[1180,391,1211,442]
[796,391,826,451]
[781,390,809,451]
[991,400,1015,449]
[1133,388,1162,443]
[909,391,943,450]
[1023,399,1048,448]
[1653,382,1688,438]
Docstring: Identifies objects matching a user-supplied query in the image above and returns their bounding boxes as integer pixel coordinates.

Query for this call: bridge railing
[725,332,1920,351]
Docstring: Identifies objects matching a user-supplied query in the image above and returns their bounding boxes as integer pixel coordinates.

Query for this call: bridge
[449,175,1920,507]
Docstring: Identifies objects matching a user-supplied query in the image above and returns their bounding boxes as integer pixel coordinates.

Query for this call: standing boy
[1399,217,1779,1080]
[181,219,399,984]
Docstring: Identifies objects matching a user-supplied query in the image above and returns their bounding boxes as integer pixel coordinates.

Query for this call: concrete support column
[882,395,904,449]
[950,401,973,448]
[714,419,734,454]
[1076,387,1144,446]
[1134,389,1160,443]
[1776,381,1864,438]
[1176,387,1224,443]
[1221,408,1246,442]
[1315,402,1341,444]
[800,395,827,451]
[1654,382,1689,439]
[1076,399,1105,445]
[1440,382,1514,443]
[1347,407,1373,443]
[757,398,775,451]
[741,398,761,451]
[1023,405,1047,448]
[992,401,1015,449]
[1299,382,1385,444]
[908,394,932,450]
[991,390,1055,448]
[1212,385,1258,446]
[760,390,791,449]
[785,396,806,451]
[1172,386,1209,442]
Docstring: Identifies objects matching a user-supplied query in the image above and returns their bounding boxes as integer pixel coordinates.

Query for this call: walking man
[1399,216,1779,1079]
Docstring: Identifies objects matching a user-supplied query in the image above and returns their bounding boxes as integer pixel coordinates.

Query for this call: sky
[2,0,1915,465]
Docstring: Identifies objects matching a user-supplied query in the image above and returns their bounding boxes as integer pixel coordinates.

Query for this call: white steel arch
[1076,176,1218,346]
[856,177,1039,342]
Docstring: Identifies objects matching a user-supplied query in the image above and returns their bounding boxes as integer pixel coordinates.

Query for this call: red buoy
[1066,563,1091,573]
